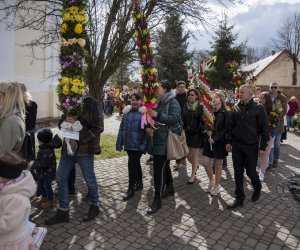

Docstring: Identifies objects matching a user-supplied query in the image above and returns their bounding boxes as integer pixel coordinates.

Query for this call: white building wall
[0,3,60,119]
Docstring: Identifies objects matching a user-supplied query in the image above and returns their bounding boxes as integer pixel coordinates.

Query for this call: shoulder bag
[165,102,189,160]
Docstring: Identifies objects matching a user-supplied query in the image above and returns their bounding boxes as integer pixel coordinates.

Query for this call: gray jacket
[0,112,25,154]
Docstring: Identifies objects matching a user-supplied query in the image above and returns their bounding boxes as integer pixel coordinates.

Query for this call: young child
[32,129,62,209]
[0,151,36,250]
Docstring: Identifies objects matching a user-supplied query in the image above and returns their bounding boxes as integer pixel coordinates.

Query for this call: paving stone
[34,128,300,249]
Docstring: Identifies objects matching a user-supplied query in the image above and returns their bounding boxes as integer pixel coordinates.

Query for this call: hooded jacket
[32,134,62,181]
[0,170,36,245]
[116,105,148,152]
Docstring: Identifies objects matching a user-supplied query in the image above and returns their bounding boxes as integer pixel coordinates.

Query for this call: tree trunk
[292,58,297,85]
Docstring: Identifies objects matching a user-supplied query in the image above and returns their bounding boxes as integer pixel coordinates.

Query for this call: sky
[189,0,300,51]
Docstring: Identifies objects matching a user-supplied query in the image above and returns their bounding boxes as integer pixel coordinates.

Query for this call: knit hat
[0,151,27,179]
[37,128,53,144]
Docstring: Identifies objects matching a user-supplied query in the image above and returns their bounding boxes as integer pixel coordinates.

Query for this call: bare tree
[0,0,243,99]
[272,12,300,85]
[243,46,271,65]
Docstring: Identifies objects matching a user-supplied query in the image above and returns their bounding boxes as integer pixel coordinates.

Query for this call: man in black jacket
[174,81,187,170]
[226,84,269,209]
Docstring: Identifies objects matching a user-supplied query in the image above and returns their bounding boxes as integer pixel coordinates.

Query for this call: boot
[134,180,143,191]
[272,160,278,168]
[83,205,99,222]
[147,198,161,215]
[252,190,261,202]
[162,183,175,198]
[227,200,244,210]
[123,188,135,201]
[44,209,69,225]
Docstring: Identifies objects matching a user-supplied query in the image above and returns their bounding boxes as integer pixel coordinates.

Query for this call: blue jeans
[269,131,282,164]
[38,180,53,200]
[286,116,294,129]
[56,155,99,210]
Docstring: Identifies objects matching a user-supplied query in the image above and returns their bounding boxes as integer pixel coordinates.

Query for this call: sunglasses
[270,86,277,89]
[188,94,196,96]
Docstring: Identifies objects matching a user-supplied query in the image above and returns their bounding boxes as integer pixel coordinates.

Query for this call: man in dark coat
[174,81,187,170]
[226,84,269,209]
[45,92,104,225]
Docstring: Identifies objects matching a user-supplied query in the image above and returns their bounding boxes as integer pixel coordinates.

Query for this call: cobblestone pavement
[32,115,300,250]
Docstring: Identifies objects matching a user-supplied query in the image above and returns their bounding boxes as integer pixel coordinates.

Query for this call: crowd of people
[0,79,298,249]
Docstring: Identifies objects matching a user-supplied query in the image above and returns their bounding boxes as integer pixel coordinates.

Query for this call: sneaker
[173,162,181,171]
[146,155,153,164]
[272,160,278,168]
[259,172,265,182]
[210,185,220,196]
[205,182,214,193]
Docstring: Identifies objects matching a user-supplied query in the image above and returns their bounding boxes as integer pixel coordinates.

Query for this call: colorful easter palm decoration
[56,0,88,117]
[227,60,246,99]
[198,75,214,130]
[133,0,158,128]
[198,73,215,150]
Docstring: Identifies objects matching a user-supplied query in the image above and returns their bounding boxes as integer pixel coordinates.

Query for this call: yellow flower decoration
[149,68,157,75]
[63,87,69,95]
[61,23,68,33]
[69,6,79,15]
[61,77,70,85]
[150,98,156,103]
[63,13,71,21]
[74,23,83,34]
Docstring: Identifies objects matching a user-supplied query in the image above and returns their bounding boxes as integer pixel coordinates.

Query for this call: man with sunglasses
[268,82,287,169]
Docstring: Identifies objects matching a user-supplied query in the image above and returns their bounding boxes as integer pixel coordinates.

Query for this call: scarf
[186,101,198,111]
[157,90,176,104]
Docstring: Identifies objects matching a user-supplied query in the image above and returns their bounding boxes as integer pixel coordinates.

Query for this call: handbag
[167,126,189,160]
[165,102,189,160]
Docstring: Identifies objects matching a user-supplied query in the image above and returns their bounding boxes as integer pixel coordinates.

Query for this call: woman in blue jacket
[116,93,148,201]
[146,80,181,214]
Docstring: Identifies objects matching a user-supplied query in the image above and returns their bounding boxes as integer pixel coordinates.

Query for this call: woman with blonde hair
[0,82,26,154]
[203,90,230,195]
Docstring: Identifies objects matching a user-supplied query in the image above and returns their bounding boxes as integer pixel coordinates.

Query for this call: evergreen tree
[156,11,192,87]
[205,17,245,89]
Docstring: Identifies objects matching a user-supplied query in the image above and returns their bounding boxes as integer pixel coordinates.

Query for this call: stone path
[32,114,300,250]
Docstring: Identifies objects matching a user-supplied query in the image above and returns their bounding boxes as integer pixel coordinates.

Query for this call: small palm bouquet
[269,111,280,137]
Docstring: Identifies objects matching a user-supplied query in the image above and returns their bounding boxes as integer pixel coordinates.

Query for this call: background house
[0,9,60,119]
[243,50,300,100]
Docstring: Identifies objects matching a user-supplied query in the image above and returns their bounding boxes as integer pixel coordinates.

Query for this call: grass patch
[97,134,127,160]
[38,134,127,160]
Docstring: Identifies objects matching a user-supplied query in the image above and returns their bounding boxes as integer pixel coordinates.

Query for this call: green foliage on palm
[156,11,192,87]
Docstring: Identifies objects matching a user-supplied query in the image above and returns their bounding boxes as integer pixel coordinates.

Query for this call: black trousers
[127,151,143,189]
[232,141,261,202]
[153,155,173,199]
